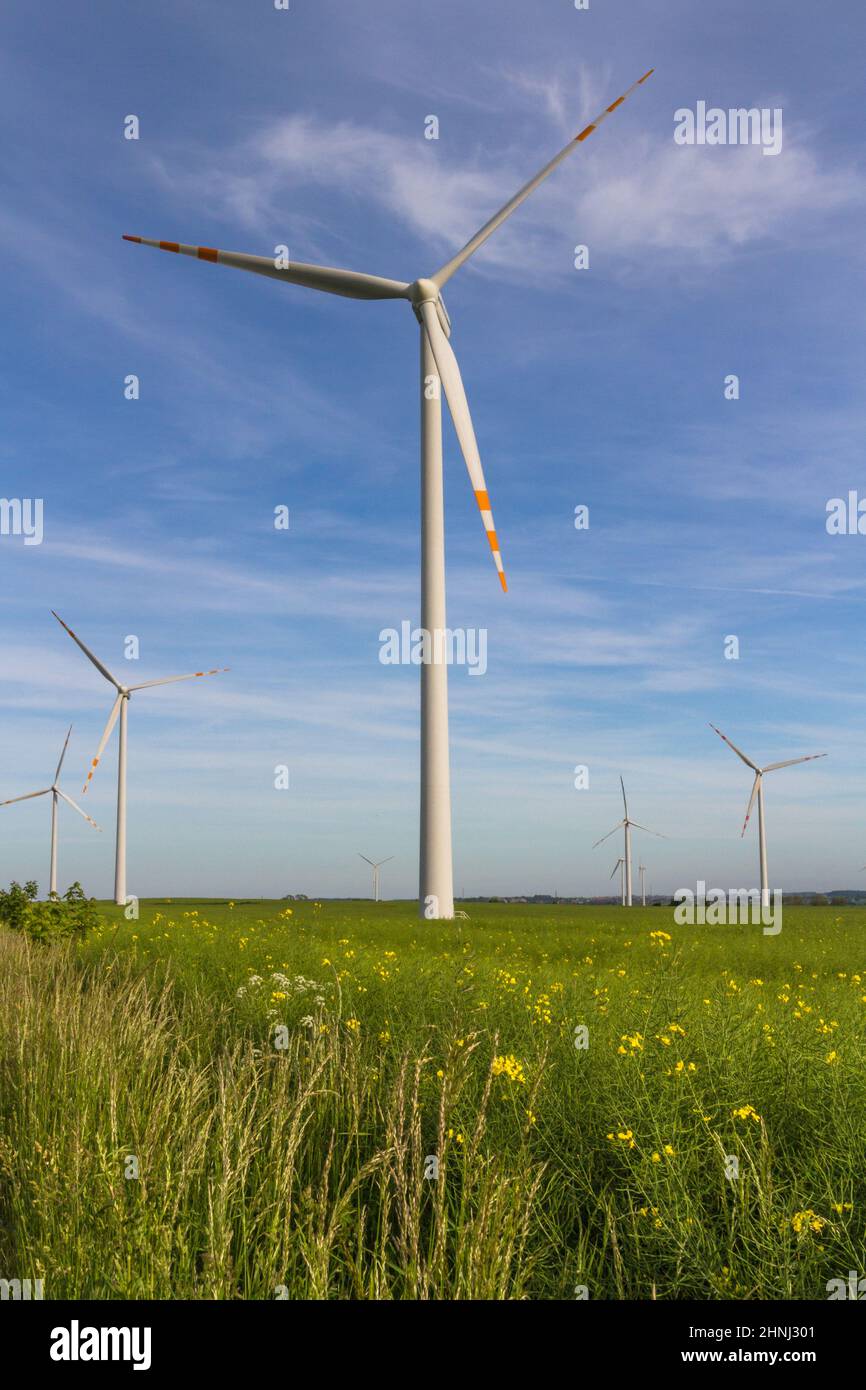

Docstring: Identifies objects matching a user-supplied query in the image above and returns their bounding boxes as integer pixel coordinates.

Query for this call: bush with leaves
[0,880,39,931]
[0,880,100,941]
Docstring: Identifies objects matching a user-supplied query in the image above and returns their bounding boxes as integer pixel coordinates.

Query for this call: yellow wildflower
[791,1210,825,1236]
[732,1104,761,1123]
[491,1054,526,1084]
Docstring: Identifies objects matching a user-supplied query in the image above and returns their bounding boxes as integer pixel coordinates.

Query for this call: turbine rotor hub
[408,277,440,306]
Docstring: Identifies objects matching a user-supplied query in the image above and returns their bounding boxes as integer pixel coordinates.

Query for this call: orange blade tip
[122,234,142,243]
[499,572,508,593]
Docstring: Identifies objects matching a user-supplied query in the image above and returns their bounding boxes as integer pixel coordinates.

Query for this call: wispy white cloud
[143,105,865,284]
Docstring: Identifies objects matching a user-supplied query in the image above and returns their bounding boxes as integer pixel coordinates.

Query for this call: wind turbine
[358,853,393,903]
[638,862,647,906]
[122,68,654,919]
[610,857,625,906]
[0,726,101,896]
[709,724,826,908]
[52,613,228,905]
[593,778,665,906]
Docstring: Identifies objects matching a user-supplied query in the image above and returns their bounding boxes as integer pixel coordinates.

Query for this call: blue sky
[1,0,865,900]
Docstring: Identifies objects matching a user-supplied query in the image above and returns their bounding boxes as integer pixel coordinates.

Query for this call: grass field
[1,898,864,1299]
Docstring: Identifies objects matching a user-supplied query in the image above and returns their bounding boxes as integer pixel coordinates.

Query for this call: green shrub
[0,880,100,941]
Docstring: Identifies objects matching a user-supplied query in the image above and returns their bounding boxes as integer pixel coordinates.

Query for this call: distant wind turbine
[710,724,826,907]
[52,613,228,906]
[610,857,625,906]
[0,726,101,896]
[593,778,665,906]
[358,854,394,903]
[121,69,654,918]
[638,862,647,907]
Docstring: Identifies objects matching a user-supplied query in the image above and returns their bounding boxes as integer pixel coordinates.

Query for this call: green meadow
[1,898,864,1299]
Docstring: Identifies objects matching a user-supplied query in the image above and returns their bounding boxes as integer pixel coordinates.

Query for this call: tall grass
[0,901,864,1298]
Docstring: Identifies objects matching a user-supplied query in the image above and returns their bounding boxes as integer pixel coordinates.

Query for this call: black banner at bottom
[4,1296,859,1375]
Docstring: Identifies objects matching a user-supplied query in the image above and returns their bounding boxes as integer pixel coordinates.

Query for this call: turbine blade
[627,820,666,839]
[592,821,623,849]
[52,612,121,690]
[620,776,629,819]
[0,789,51,806]
[609,860,622,880]
[54,724,73,783]
[431,68,655,288]
[418,301,507,591]
[123,237,410,301]
[57,789,102,831]
[378,857,395,867]
[82,694,123,794]
[358,854,375,867]
[127,667,230,692]
[762,753,827,772]
[709,723,759,772]
[741,774,761,838]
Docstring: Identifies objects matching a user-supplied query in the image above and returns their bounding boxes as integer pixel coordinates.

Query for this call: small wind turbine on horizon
[358,853,393,903]
[710,724,826,908]
[638,862,647,906]
[52,613,228,906]
[610,857,625,906]
[0,726,101,896]
[121,68,654,919]
[593,777,665,906]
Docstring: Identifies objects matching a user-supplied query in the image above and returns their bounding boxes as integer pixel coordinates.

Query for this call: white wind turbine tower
[710,724,826,908]
[0,726,101,896]
[122,68,654,919]
[610,857,625,906]
[358,853,394,903]
[52,613,228,906]
[638,862,647,906]
[593,777,665,907]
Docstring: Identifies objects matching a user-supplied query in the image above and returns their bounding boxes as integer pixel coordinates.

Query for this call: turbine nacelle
[409,280,451,337]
